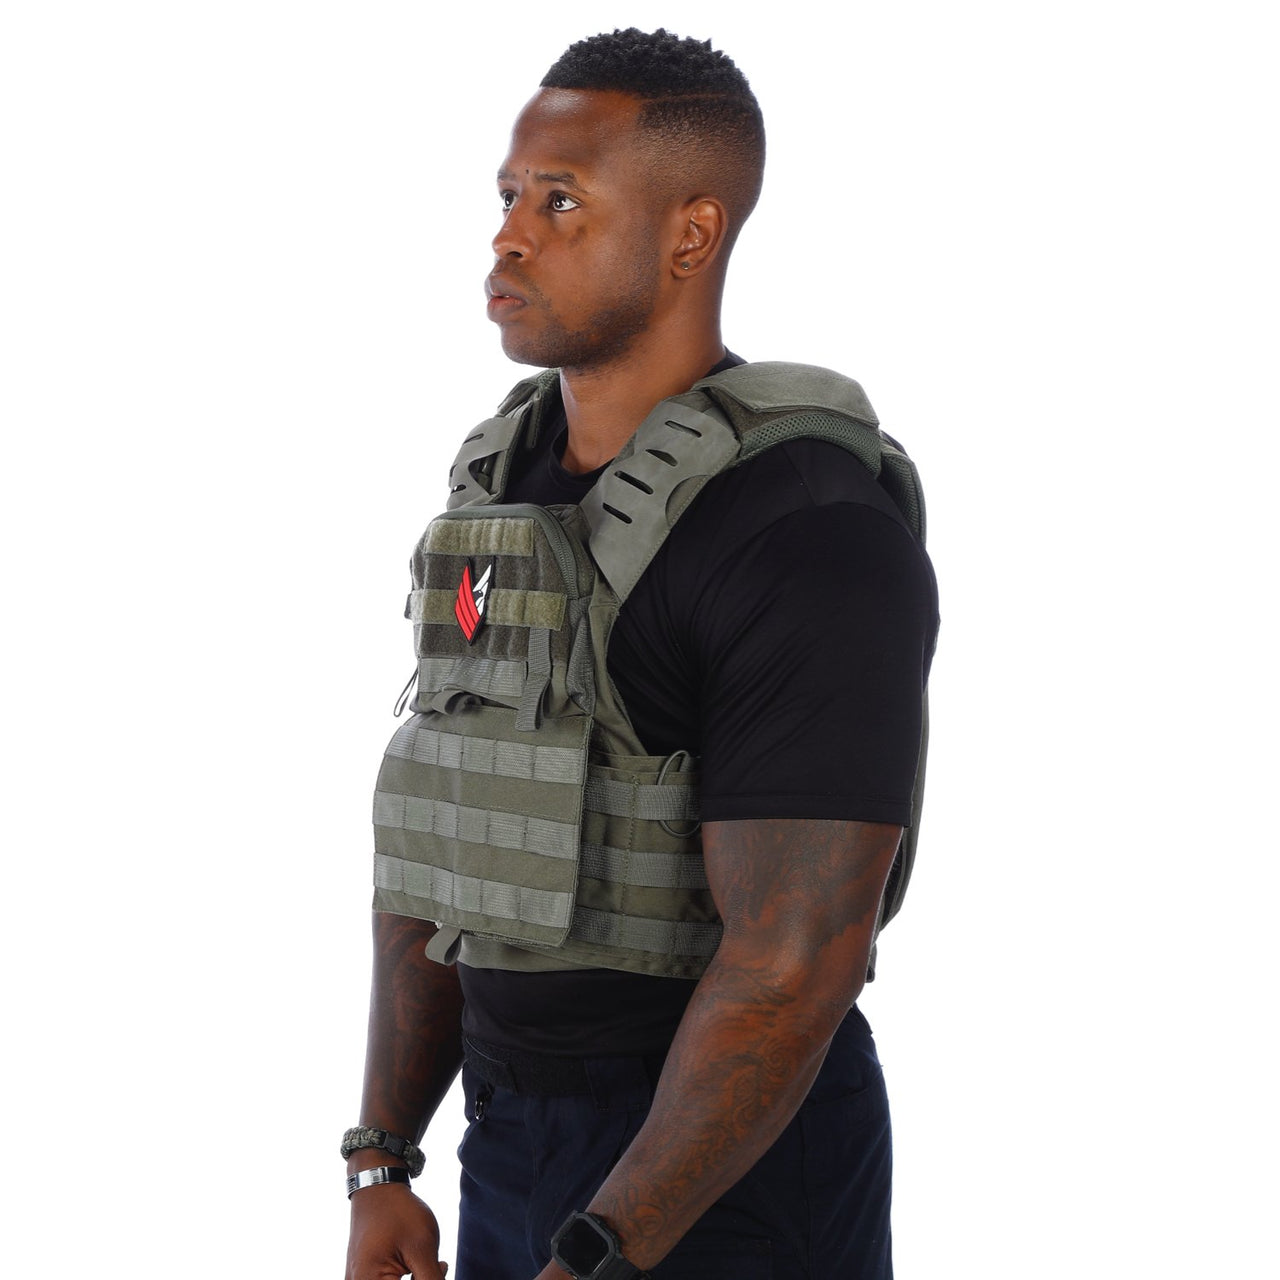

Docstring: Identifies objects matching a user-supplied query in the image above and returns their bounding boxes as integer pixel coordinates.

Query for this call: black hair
[541,28,765,237]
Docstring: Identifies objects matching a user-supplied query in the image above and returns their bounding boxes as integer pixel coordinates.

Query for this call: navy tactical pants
[454,1007,893,1279]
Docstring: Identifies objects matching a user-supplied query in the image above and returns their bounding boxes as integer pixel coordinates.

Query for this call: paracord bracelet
[347,1166,412,1198]
[340,1125,426,1178]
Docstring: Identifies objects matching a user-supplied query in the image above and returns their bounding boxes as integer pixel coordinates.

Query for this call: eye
[499,189,516,211]
[549,192,580,212]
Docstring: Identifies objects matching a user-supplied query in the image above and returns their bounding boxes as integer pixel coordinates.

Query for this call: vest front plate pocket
[373,506,596,948]
[373,706,592,947]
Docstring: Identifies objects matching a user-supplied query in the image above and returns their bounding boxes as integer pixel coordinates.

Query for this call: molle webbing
[373,502,721,976]
[376,361,930,979]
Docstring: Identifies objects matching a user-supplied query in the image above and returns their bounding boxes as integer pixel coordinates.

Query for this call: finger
[403,1251,447,1280]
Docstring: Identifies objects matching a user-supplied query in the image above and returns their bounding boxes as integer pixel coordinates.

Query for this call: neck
[557,323,725,475]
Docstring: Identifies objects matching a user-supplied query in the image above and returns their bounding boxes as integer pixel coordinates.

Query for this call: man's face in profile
[486,88,666,371]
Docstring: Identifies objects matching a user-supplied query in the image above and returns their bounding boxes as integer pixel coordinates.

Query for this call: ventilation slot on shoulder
[666,419,702,437]
[646,448,678,466]
[601,503,633,525]
[614,471,654,495]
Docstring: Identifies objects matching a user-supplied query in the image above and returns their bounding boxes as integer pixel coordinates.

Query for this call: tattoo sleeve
[351,912,465,1167]
[584,817,903,1270]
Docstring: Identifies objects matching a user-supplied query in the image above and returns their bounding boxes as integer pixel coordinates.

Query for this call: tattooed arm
[345,913,465,1280]
[543,816,902,1277]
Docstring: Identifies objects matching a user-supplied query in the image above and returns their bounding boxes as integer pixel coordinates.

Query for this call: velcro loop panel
[408,587,566,631]
[424,516,535,558]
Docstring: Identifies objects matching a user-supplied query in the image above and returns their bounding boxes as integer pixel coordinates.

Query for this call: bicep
[702,817,903,996]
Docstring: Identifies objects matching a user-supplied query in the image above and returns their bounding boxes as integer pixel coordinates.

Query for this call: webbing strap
[373,790,576,859]
[583,777,700,823]
[516,628,552,733]
[424,515,535,558]
[383,717,584,786]
[419,655,525,704]
[569,906,721,958]
[375,854,572,929]
[580,842,709,890]
[407,588,566,631]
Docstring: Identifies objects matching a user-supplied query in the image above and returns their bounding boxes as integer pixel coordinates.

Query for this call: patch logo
[454,560,493,644]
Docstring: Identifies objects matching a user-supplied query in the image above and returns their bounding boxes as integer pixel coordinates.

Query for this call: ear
[669,197,728,278]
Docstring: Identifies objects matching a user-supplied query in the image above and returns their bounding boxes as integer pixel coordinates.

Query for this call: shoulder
[667,437,918,572]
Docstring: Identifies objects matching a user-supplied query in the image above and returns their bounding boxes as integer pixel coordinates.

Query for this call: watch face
[556,1216,611,1275]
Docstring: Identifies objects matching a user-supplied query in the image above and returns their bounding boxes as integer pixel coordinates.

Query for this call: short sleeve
[692,500,935,824]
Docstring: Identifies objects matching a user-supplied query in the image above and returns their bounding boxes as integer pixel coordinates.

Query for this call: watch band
[550,1211,649,1280]
[340,1125,426,1178]
[346,1165,412,1198]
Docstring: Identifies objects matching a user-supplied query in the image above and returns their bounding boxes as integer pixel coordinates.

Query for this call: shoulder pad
[692,362,878,428]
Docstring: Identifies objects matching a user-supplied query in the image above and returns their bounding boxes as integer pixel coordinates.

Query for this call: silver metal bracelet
[346,1165,412,1198]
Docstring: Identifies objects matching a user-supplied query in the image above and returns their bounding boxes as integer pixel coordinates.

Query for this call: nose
[492,199,533,260]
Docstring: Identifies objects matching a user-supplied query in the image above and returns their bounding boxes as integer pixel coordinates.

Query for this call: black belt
[463,1035,666,1098]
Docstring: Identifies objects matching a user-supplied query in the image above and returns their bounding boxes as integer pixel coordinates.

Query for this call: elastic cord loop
[656,750,702,839]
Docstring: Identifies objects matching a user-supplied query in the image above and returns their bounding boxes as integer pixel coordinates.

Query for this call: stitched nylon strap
[583,776,700,822]
[568,906,721,958]
[383,717,584,786]
[407,588,566,631]
[374,854,572,929]
[516,627,552,733]
[373,790,576,858]
[580,843,709,890]
[419,655,526,702]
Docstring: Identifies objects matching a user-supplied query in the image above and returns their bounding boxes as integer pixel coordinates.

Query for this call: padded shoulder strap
[693,361,879,428]
[578,394,739,604]
[446,370,558,510]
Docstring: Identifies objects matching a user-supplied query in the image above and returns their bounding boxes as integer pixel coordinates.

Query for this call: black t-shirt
[457,357,939,1054]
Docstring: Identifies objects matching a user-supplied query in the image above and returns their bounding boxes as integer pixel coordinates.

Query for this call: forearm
[574,816,901,1275]
[584,943,859,1270]
[349,911,465,1174]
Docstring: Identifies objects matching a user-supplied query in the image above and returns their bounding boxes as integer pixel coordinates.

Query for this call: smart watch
[550,1211,649,1280]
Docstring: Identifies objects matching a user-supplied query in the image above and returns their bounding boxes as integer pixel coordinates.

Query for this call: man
[344,28,937,1280]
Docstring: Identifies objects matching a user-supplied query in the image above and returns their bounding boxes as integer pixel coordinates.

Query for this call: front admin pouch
[372,504,598,953]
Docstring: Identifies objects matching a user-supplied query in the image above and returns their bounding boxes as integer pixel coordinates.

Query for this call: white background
[2,2,1276,1275]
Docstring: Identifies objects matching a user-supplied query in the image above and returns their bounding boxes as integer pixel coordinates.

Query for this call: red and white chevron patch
[454,561,492,643]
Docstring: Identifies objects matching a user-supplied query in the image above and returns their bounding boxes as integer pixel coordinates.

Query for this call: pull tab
[393,667,418,718]
[425,924,463,966]
[657,749,702,839]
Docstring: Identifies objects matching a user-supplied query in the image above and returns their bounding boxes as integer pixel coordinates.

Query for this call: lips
[485,274,530,322]
[485,274,528,305]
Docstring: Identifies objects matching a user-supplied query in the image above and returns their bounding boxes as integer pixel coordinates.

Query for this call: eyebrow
[496,168,587,192]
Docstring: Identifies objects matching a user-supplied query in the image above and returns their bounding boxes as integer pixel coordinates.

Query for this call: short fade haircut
[541,28,766,246]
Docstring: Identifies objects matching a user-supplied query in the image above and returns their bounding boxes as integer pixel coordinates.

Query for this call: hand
[345,1183,449,1280]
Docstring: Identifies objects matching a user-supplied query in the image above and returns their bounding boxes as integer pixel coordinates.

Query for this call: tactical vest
[371,362,929,980]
